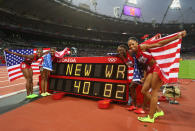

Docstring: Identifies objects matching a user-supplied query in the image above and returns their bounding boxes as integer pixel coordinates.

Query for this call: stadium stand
[0,0,194,58]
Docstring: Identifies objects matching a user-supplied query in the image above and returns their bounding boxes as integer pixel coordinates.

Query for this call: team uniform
[136,45,160,79]
[18,54,40,99]
[125,51,144,86]
[125,51,145,113]
[136,44,165,122]
[38,57,44,71]
[123,51,134,84]
[20,54,39,70]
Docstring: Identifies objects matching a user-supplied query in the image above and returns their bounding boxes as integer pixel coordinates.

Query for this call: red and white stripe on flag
[127,66,134,83]
[148,33,181,83]
[7,64,23,82]
[7,48,50,81]
[55,47,70,58]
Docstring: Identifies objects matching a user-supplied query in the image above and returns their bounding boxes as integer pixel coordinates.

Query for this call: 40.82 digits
[73,80,126,99]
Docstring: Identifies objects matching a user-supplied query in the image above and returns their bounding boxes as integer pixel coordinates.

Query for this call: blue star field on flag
[132,55,143,82]
[5,49,34,67]
[42,53,53,71]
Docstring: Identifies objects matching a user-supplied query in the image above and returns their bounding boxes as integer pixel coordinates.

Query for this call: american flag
[41,48,70,71]
[32,48,50,68]
[127,66,134,83]
[42,53,52,71]
[4,48,50,82]
[126,56,134,83]
[132,56,143,82]
[127,55,144,84]
[55,47,70,58]
[145,33,181,83]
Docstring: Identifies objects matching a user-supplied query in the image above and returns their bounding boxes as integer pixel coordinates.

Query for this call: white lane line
[0,76,39,79]
[0,77,9,78]
[0,78,38,83]
[0,80,9,82]
[0,80,38,89]
[0,75,8,77]
[0,83,25,89]
[0,86,39,99]
[0,76,8,78]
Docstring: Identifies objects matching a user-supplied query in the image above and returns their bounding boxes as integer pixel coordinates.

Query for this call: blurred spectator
[70,47,78,57]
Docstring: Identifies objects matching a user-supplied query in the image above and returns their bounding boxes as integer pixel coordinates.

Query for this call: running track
[0,66,39,99]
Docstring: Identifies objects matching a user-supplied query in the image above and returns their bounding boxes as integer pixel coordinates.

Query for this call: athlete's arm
[140,30,186,50]
[4,48,34,59]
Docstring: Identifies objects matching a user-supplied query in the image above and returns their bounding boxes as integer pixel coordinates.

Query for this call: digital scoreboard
[48,57,129,102]
[123,5,141,18]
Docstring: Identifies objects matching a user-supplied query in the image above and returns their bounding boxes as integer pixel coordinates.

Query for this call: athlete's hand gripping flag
[55,47,70,58]
[143,32,183,83]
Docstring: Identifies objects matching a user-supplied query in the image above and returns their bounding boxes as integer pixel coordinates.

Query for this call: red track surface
[0,66,195,130]
[0,74,195,131]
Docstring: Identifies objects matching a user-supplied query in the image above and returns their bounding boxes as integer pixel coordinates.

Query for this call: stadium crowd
[0,7,195,63]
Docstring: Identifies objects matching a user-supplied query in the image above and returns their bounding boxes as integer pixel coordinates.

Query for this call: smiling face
[117,46,126,56]
[50,48,56,57]
[37,48,43,58]
[127,39,138,52]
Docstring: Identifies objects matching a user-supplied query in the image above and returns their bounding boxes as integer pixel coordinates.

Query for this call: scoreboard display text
[49,57,129,102]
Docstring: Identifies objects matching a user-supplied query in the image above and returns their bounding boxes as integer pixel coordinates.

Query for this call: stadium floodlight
[90,0,97,11]
[170,0,181,9]
[179,24,183,29]
[65,0,72,3]
[113,7,120,18]
[127,0,137,5]
[87,28,92,31]
[134,17,138,24]
[122,32,127,35]
[152,18,156,28]
[79,3,90,10]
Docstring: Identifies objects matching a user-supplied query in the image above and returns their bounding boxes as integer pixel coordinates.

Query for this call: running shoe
[134,108,146,114]
[41,93,47,97]
[45,92,51,96]
[30,94,38,98]
[158,96,167,101]
[26,95,32,99]
[127,105,137,111]
[138,115,155,123]
[154,110,164,118]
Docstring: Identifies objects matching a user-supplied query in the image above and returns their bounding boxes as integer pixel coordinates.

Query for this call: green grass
[179,60,195,79]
